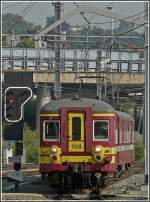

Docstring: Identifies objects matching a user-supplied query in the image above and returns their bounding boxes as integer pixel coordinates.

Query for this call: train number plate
[69,141,84,152]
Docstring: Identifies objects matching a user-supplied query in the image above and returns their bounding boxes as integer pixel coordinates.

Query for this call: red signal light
[4,87,32,122]
[8,98,14,104]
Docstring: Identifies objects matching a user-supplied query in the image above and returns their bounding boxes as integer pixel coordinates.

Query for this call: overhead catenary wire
[66,11,146,54]
[75,21,146,98]
[2,2,24,10]
[12,2,37,31]
[85,1,115,23]
[77,22,146,71]
[73,2,91,25]
[86,13,147,49]
[87,10,145,26]
[21,2,37,18]
[90,12,145,26]
[70,10,145,92]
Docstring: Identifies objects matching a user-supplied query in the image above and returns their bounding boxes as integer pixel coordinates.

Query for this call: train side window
[72,117,81,140]
[115,119,118,144]
[132,122,134,142]
[119,120,122,144]
[44,121,60,141]
[124,121,128,143]
[124,121,129,143]
[93,121,109,140]
[127,122,131,143]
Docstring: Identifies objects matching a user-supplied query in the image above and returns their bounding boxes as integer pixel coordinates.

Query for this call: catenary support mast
[53,1,62,99]
[144,1,149,184]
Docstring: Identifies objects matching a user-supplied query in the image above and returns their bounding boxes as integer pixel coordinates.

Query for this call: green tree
[120,97,135,116]
[16,38,35,48]
[135,140,144,160]
[46,16,70,31]
[2,36,8,46]
[2,14,33,34]
[2,13,41,34]
[23,123,39,163]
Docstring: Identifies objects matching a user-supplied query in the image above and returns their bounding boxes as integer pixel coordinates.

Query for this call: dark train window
[94,121,109,140]
[72,117,81,140]
[44,121,60,140]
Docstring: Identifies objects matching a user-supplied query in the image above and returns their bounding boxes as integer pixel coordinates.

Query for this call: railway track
[2,161,148,200]
[2,164,39,177]
[2,163,39,170]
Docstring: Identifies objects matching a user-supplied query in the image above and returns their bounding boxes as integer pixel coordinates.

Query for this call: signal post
[4,87,32,191]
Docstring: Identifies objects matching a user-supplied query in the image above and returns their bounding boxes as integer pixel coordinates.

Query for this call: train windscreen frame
[93,120,109,140]
[43,120,60,141]
[72,117,81,140]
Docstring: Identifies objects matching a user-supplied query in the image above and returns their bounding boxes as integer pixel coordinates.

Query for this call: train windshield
[72,117,81,140]
[94,121,109,140]
[44,121,60,140]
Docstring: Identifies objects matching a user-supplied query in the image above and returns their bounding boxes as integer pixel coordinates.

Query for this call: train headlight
[51,155,57,161]
[95,155,101,162]
[51,147,57,153]
[95,146,102,153]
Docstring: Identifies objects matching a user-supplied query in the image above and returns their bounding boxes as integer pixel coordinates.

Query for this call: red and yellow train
[39,98,134,188]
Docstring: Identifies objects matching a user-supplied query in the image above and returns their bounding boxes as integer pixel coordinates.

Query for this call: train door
[68,113,85,152]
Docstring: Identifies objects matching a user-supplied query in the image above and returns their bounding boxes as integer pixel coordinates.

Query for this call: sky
[2,1,145,30]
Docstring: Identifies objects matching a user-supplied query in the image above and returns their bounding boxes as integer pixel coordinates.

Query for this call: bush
[135,140,144,160]
[16,38,35,48]
[23,123,39,163]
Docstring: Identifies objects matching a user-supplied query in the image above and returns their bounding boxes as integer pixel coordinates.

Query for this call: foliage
[23,123,39,163]
[46,16,70,31]
[134,140,144,160]
[2,13,42,34]
[16,37,35,48]
[119,97,135,116]
[24,98,37,130]
[66,21,144,49]
[114,21,132,35]
[2,36,8,46]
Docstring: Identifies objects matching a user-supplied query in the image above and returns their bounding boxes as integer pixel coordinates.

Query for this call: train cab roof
[40,98,134,120]
[40,98,115,113]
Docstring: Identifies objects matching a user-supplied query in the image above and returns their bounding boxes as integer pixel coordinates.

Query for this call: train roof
[40,98,115,113]
[116,111,133,119]
[40,98,133,119]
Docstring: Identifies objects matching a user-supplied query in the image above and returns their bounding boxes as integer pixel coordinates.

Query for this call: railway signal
[7,140,23,189]
[4,87,32,122]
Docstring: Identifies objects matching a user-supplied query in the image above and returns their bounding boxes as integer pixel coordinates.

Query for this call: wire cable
[78,22,146,71]
[73,2,91,25]
[2,2,24,10]
[81,2,115,23]
[88,10,145,26]
[12,2,37,31]
[84,14,146,50]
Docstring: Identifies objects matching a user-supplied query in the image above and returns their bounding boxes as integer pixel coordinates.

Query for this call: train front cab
[39,107,121,175]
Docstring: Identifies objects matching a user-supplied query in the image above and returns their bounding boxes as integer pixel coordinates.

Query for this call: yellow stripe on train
[39,155,116,164]
[40,147,116,155]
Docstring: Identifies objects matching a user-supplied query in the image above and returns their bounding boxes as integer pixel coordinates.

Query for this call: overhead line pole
[144,1,149,184]
[53,1,62,99]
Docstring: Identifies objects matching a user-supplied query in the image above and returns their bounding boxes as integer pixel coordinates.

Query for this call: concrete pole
[53,1,62,99]
[116,87,120,110]
[107,6,113,48]
[138,52,143,72]
[128,52,132,73]
[96,49,102,100]
[144,1,149,184]
[73,50,77,71]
